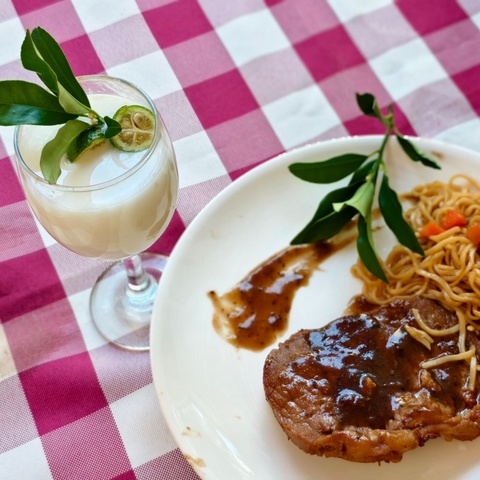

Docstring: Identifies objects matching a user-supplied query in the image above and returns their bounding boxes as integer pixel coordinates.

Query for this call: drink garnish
[288,93,441,282]
[110,105,155,152]
[0,27,154,184]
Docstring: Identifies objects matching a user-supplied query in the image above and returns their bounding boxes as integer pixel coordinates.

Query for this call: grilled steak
[263,296,480,463]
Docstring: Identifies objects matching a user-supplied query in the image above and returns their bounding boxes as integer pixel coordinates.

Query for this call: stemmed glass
[14,75,179,351]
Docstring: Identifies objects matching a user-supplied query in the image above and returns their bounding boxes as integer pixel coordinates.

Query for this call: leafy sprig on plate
[289,93,441,282]
[0,27,121,184]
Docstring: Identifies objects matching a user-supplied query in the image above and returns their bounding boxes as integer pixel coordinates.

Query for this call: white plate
[151,136,480,480]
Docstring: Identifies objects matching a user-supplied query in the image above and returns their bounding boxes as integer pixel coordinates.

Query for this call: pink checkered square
[41,406,132,479]
[398,79,476,138]
[344,102,416,137]
[184,70,259,129]
[0,202,47,262]
[4,298,86,372]
[0,374,39,453]
[134,450,200,480]
[164,31,235,88]
[12,0,58,15]
[177,175,231,226]
[207,110,283,173]
[155,91,204,141]
[0,248,66,322]
[144,0,214,48]
[0,157,24,206]
[241,49,313,105]
[20,1,86,42]
[453,65,480,116]
[61,35,105,76]
[345,4,417,59]
[270,0,339,44]
[295,25,365,82]
[424,18,480,76]
[90,344,151,404]
[397,0,469,35]
[149,210,185,255]
[320,64,391,122]
[47,244,109,296]
[200,0,264,27]
[20,352,108,435]
[89,17,159,69]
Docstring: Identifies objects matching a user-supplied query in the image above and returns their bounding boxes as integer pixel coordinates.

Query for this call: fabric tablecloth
[1,1,480,479]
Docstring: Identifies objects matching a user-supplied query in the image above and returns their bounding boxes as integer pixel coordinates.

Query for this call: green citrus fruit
[110,105,155,152]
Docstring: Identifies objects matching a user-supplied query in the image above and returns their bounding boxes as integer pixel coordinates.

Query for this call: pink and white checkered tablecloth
[1,0,480,479]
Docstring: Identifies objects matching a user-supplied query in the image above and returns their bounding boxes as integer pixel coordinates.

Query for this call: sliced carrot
[466,223,480,247]
[441,209,467,230]
[420,221,445,238]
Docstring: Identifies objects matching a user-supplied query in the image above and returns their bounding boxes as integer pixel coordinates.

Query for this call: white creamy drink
[16,94,179,260]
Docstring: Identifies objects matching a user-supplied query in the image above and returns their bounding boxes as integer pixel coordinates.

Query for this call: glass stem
[123,255,151,293]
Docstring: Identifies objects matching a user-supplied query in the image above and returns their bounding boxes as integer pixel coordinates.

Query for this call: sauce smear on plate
[209,242,346,350]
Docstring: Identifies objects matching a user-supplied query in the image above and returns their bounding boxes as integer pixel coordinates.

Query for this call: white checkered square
[173,131,227,188]
[0,126,15,158]
[263,85,340,150]
[0,17,25,66]
[107,51,182,99]
[327,0,393,22]
[71,289,110,351]
[370,38,448,100]
[0,324,16,381]
[0,1,17,22]
[0,438,52,480]
[110,384,177,468]
[472,12,480,29]
[217,9,290,67]
[71,0,141,32]
[435,118,480,153]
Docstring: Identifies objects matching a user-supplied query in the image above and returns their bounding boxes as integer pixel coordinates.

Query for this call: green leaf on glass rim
[103,116,122,138]
[334,181,375,218]
[379,174,424,255]
[395,133,440,170]
[21,28,91,117]
[29,27,90,107]
[0,80,77,125]
[291,206,357,244]
[357,214,388,282]
[288,153,368,184]
[40,119,90,184]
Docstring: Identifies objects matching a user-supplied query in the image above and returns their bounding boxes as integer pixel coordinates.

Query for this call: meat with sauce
[263,296,480,463]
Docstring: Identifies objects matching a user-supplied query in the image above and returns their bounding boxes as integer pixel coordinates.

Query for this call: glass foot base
[90,252,167,351]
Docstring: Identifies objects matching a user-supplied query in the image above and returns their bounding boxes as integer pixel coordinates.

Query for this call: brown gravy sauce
[209,241,349,351]
[292,312,467,428]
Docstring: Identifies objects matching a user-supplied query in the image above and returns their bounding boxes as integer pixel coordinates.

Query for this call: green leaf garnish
[0,80,78,125]
[395,133,441,169]
[40,120,91,184]
[289,92,441,281]
[24,27,90,107]
[357,214,388,282]
[289,153,368,184]
[104,116,122,138]
[379,174,424,255]
[0,26,137,184]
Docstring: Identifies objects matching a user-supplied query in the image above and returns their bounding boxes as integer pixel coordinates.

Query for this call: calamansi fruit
[110,105,155,152]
